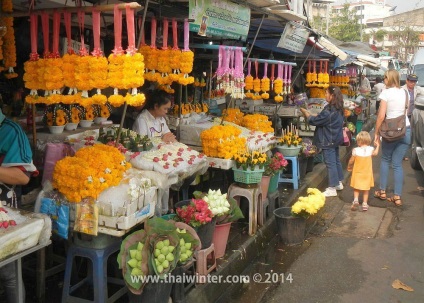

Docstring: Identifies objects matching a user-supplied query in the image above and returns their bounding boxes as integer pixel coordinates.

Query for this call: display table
[0,241,52,303]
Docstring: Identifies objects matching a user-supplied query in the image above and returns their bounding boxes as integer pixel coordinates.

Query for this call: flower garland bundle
[53,144,131,203]
[144,18,160,82]
[107,6,126,107]
[23,14,41,104]
[44,11,64,101]
[252,60,262,100]
[158,84,175,94]
[0,0,17,78]
[274,64,284,103]
[291,188,325,218]
[241,114,274,133]
[168,19,181,82]
[231,47,245,99]
[178,20,194,85]
[200,124,246,159]
[156,19,172,85]
[61,12,77,105]
[244,60,254,99]
[260,63,270,99]
[222,108,244,125]
[233,150,267,170]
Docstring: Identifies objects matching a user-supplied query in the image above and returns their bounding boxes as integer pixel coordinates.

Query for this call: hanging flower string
[168,18,181,84]
[24,13,41,104]
[231,48,245,99]
[261,62,270,99]
[178,19,194,85]
[108,4,125,107]
[252,60,261,100]
[1,0,17,78]
[46,11,65,105]
[244,60,253,99]
[274,64,283,103]
[157,18,172,85]
[62,11,78,105]
[123,4,145,107]
[144,18,160,82]
[90,9,108,105]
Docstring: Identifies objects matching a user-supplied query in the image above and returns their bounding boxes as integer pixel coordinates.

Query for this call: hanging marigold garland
[274,64,284,103]
[62,12,78,105]
[24,14,41,105]
[0,0,17,78]
[168,19,181,83]
[178,19,194,85]
[260,62,270,100]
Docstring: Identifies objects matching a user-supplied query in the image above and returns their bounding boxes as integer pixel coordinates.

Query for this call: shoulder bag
[379,89,408,142]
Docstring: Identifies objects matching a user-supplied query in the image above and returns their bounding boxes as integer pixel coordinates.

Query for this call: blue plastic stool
[61,240,127,303]
[278,156,299,189]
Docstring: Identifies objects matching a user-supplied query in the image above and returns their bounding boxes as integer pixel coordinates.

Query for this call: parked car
[411,95,424,171]
[408,48,424,87]
[365,66,387,88]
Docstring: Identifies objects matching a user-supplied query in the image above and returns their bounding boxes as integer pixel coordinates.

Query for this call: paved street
[262,133,424,302]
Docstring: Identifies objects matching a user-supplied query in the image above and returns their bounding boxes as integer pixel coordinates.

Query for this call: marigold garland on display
[89,56,109,90]
[200,125,246,159]
[107,54,125,89]
[241,114,274,133]
[222,108,244,125]
[122,53,145,89]
[53,144,131,203]
[0,12,17,78]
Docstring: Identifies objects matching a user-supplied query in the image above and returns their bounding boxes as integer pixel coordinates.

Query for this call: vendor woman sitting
[133,90,177,143]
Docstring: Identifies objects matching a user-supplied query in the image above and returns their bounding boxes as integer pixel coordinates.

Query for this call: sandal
[388,196,402,207]
[362,203,369,211]
[374,190,387,200]
[351,201,359,211]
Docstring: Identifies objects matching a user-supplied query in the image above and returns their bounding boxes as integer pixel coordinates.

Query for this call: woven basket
[232,167,264,184]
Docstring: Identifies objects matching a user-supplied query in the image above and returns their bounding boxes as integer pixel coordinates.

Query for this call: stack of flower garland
[241,114,274,133]
[53,144,131,203]
[0,0,17,78]
[200,125,246,159]
[222,108,245,125]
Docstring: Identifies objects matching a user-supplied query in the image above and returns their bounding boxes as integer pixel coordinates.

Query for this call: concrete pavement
[262,132,424,302]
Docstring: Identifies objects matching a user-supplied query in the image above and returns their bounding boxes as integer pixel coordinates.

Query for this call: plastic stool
[227,183,263,235]
[258,198,269,226]
[278,156,299,189]
[195,244,217,283]
[61,240,127,303]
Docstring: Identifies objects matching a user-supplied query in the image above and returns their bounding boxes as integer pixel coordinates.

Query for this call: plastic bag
[39,196,70,240]
[74,198,98,236]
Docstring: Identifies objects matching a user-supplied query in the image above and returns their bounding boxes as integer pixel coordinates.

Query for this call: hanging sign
[189,0,250,40]
[277,22,310,53]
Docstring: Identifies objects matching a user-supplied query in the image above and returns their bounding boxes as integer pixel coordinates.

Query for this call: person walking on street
[401,74,423,160]
[347,131,380,211]
[374,70,410,207]
[402,74,423,123]
[300,86,344,197]
[373,76,386,113]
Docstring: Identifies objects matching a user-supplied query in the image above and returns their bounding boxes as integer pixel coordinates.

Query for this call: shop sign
[277,22,310,53]
[189,0,250,41]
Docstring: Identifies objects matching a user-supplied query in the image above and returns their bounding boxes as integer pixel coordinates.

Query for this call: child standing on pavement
[347,131,380,211]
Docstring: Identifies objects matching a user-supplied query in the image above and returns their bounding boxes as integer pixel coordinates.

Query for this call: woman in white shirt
[374,69,410,206]
[133,90,177,143]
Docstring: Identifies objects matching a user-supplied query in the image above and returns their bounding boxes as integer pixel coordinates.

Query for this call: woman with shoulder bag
[374,69,410,206]
[300,86,344,197]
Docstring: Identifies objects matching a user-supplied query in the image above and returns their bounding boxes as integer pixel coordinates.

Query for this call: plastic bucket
[127,278,173,303]
[356,120,364,133]
[273,207,306,245]
[212,222,232,258]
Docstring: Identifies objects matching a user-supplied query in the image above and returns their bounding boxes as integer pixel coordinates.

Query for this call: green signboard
[189,0,251,41]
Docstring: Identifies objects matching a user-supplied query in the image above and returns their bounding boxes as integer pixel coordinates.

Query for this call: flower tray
[232,167,264,184]
[276,145,302,157]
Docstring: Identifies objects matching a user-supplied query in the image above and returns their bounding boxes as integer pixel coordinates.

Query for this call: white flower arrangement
[203,189,230,217]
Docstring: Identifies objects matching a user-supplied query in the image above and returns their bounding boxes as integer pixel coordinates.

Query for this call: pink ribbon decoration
[247,60,251,76]
[151,18,157,49]
[172,19,179,50]
[78,11,89,56]
[112,4,124,55]
[216,45,224,77]
[162,18,169,49]
[91,10,103,57]
[288,65,292,83]
[125,4,137,55]
[263,62,268,78]
[234,48,243,79]
[183,19,189,51]
[41,12,50,58]
[63,12,74,55]
[277,63,283,79]
[29,14,39,61]
[52,11,61,58]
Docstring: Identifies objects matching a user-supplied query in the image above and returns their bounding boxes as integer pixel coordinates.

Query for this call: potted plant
[274,188,325,245]
[232,150,268,185]
[262,152,289,194]
[193,189,244,258]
